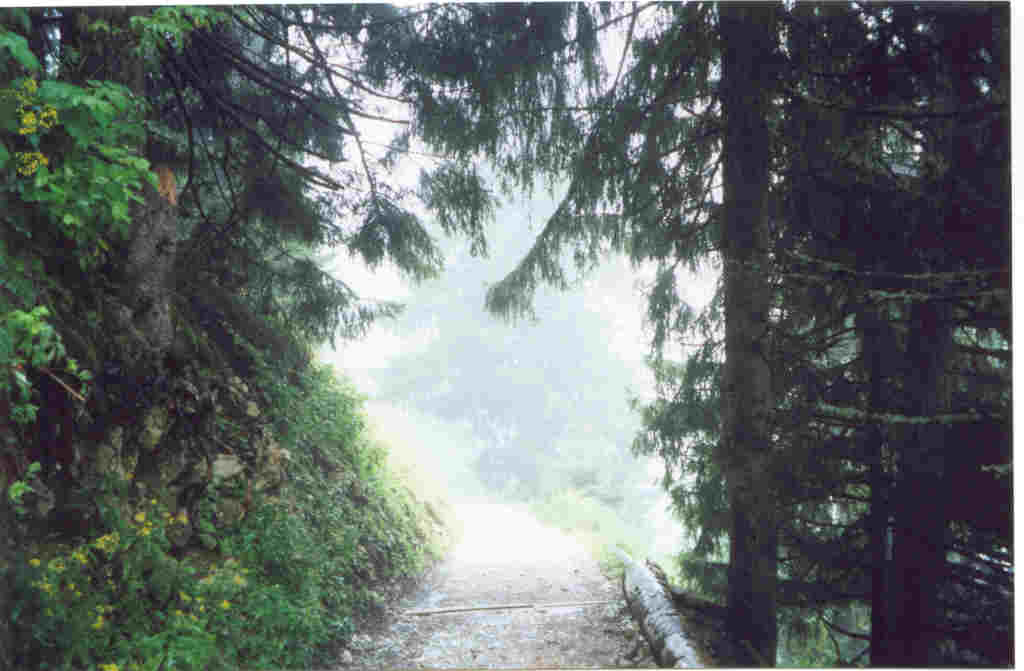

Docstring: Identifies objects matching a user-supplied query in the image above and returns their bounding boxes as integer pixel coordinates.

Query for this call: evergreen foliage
[0,3,1011,667]
[378,2,1010,666]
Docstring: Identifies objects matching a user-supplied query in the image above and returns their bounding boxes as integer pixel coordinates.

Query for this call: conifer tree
[372,2,1010,665]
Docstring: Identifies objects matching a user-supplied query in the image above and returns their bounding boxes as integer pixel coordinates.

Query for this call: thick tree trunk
[882,303,953,666]
[860,306,895,665]
[874,13,972,665]
[64,8,179,354]
[617,550,702,667]
[717,4,779,666]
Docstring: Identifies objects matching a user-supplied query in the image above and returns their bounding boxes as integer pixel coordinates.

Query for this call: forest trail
[336,502,666,669]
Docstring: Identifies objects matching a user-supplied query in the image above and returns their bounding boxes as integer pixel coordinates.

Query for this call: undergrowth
[7,361,447,670]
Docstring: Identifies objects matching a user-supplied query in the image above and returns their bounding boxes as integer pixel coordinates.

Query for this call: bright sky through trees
[315,5,720,393]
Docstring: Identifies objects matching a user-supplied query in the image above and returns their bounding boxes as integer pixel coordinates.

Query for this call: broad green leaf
[0,29,39,71]
[39,81,85,107]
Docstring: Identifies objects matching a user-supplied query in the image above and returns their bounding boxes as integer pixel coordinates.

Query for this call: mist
[318,180,718,565]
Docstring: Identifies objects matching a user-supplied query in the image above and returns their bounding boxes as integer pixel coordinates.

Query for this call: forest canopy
[0,3,1011,668]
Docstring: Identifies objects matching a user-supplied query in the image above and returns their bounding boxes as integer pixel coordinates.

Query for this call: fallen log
[616,549,702,668]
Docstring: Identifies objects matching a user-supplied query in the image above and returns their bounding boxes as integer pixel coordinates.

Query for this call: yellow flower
[29,558,40,567]
[134,511,146,524]
[93,532,120,554]
[232,574,247,587]
[72,549,89,565]
[99,663,119,671]
[139,527,151,538]
[39,106,57,129]
[220,600,230,610]
[175,510,189,524]
[18,112,36,135]
[15,151,48,176]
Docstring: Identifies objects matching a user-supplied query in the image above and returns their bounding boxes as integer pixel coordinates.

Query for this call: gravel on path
[335,502,662,669]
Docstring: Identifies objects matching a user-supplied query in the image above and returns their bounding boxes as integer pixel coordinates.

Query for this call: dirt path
[337,502,660,669]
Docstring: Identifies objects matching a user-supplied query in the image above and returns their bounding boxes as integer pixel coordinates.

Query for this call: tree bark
[874,11,973,665]
[617,550,702,668]
[717,3,779,666]
[63,8,179,354]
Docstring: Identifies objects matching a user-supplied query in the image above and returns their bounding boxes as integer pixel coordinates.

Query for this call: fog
[318,179,718,564]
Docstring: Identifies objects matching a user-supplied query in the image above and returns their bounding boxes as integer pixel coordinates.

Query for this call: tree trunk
[861,306,895,665]
[717,3,779,666]
[63,8,179,354]
[874,12,973,665]
[882,303,953,666]
[617,550,702,667]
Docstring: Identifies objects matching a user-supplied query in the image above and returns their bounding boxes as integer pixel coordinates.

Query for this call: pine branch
[814,402,994,425]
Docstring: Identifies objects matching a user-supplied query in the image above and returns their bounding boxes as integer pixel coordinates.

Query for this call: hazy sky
[317,183,720,399]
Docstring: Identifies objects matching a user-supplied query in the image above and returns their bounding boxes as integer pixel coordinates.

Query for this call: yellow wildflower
[134,511,146,524]
[220,600,230,610]
[93,532,120,554]
[29,558,40,567]
[72,549,89,565]
[39,106,57,129]
[99,663,119,671]
[15,151,48,176]
[18,111,36,134]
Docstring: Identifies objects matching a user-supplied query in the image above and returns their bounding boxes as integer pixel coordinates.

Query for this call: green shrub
[7,353,445,669]
[9,470,338,670]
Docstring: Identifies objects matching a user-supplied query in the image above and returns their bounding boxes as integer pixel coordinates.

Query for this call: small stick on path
[406,599,616,616]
